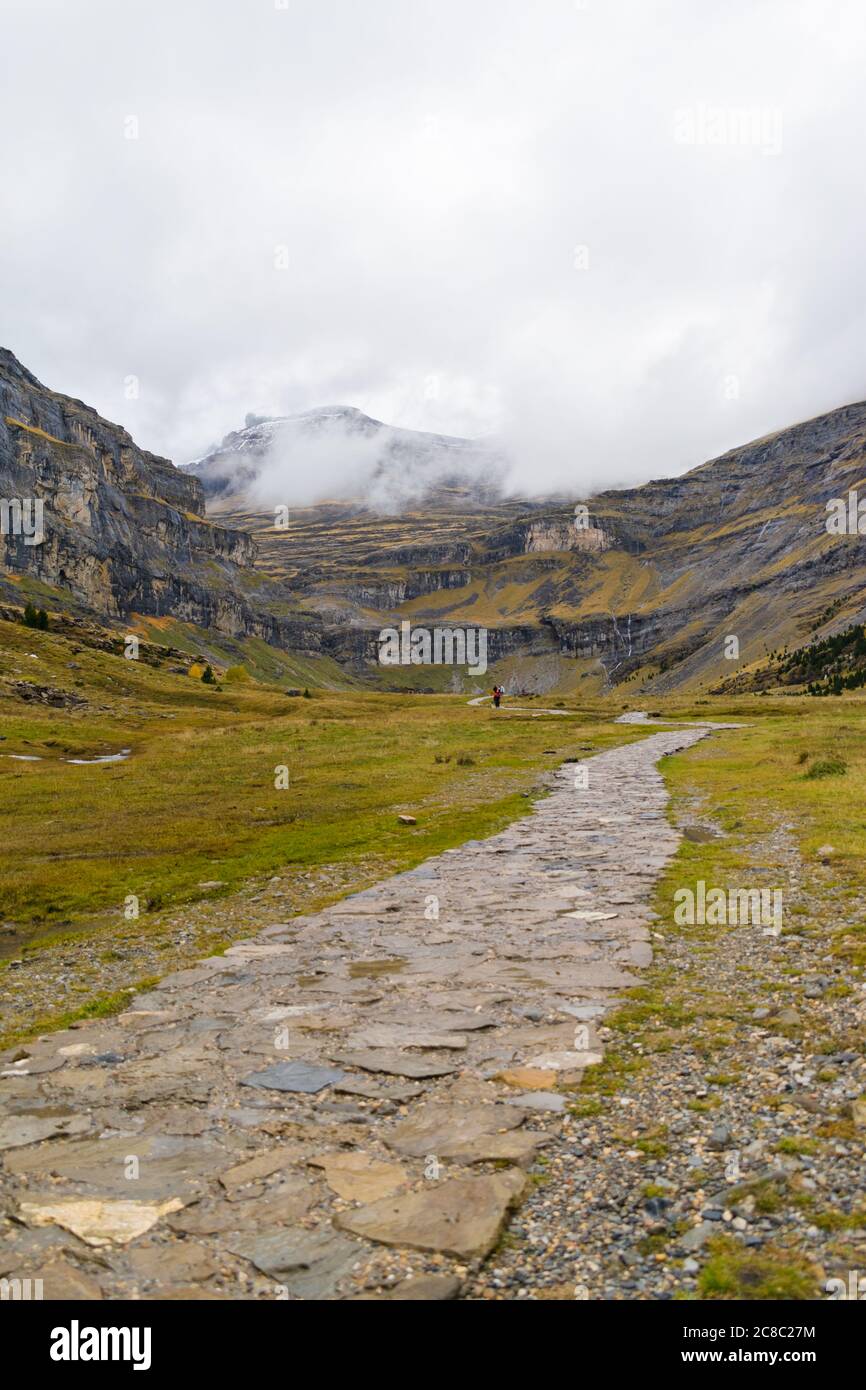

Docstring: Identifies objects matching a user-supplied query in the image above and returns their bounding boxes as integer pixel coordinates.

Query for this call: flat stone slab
[529,1050,604,1071]
[332,1079,426,1102]
[385,1104,527,1158]
[226,1227,361,1298]
[558,1003,606,1020]
[0,1112,91,1151]
[627,942,654,967]
[239,1061,345,1094]
[351,1274,461,1301]
[335,1170,527,1257]
[122,1243,219,1285]
[224,944,295,959]
[502,1090,567,1113]
[2,1056,66,1076]
[20,1257,104,1300]
[441,1131,548,1166]
[168,1181,317,1235]
[497,1066,557,1090]
[20,1196,184,1247]
[419,1012,498,1032]
[219,1146,305,1192]
[336,1050,461,1079]
[5,1133,226,1199]
[309,1152,408,1202]
[345,1027,468,1051]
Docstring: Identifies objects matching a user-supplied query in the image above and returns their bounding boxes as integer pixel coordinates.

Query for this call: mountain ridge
[3,345,866,696]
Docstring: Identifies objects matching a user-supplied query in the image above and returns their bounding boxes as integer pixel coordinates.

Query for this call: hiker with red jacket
[492,684,502,709]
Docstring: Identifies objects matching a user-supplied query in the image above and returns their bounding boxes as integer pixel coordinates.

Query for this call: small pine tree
[201,664,216,684]
[22,603,48,630]
[303,687,311,698]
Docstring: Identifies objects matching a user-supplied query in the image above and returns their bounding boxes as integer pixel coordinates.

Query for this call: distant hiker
[492,685,502,709]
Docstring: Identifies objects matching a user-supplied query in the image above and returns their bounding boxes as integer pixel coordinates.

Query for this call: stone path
[0,722,724,1300]
[464,813,866,1300]
[467,695,570,715]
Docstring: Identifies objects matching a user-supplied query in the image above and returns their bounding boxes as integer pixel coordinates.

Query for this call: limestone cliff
[0,349,298,644]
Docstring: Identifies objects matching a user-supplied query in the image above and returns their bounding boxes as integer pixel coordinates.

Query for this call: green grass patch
[698,1236,819,1300]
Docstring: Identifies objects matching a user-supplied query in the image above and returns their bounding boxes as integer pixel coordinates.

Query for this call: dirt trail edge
[0,722,730,1300]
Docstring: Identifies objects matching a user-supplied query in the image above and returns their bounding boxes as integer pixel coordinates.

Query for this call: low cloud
[227,410,506,512]
[3,0,866,499]
[247,418,387,510]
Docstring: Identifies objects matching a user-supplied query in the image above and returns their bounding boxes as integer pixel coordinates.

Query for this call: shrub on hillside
[804,755,848,779]
[22,602,48,630]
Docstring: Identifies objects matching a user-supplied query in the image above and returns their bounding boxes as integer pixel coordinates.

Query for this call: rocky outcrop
[367,542,472,567]
[344,570,473,609]
[0,349,319,647]
[523,517,609,554]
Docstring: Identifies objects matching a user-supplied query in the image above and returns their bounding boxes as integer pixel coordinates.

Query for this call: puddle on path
[65,749,131,765]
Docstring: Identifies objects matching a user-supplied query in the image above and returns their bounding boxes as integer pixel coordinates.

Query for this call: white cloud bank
[2,0,866,498]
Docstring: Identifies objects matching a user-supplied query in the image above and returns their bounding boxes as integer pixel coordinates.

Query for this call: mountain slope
[214,399,866,693]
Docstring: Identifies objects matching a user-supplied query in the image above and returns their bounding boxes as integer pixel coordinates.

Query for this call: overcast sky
[2,0,866,495]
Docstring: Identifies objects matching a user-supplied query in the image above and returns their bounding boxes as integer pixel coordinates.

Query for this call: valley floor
[2,604,865,1300]
[1,696,864,1300]
[0,611,647,1045]
[0,720,707,1297]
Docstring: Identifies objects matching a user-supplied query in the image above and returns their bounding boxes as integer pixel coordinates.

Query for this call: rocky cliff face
[581,401,866,689]
[523,517,610,554]
[0,349,271,635]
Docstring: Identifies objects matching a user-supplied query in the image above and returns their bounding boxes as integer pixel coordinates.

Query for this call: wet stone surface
[0,726,712,1299]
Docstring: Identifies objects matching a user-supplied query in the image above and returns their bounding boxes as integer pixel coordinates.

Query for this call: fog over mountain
[3,0,866,496]
[185,407,509,511]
